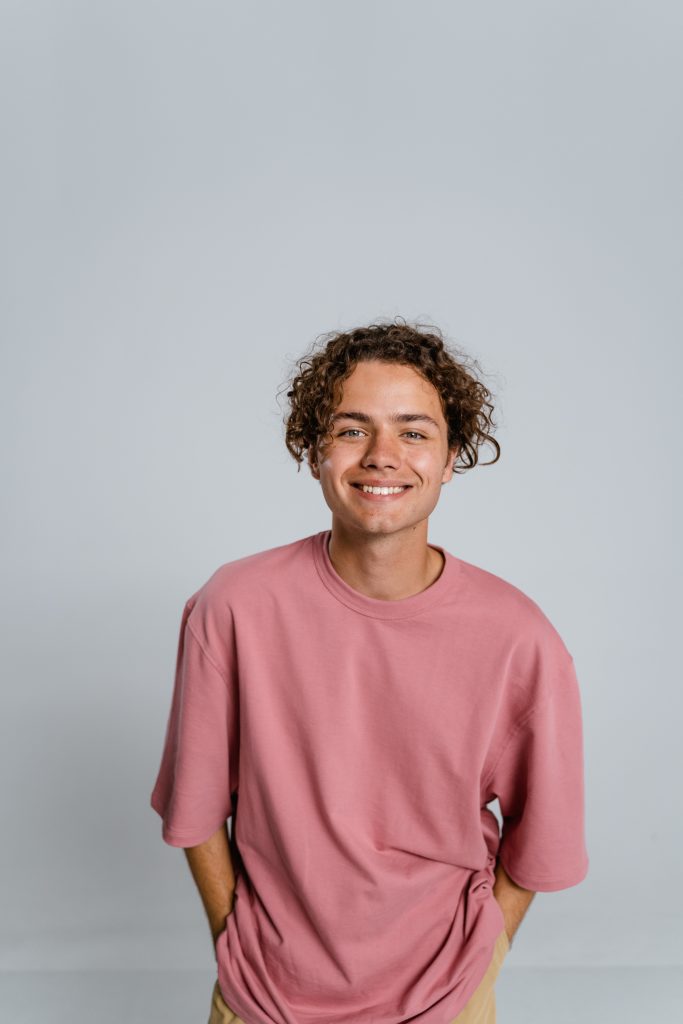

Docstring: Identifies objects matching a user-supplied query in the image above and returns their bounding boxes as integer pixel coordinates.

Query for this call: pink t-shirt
[150,530,588,1024]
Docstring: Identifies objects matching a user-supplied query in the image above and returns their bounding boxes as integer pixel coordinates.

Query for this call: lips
[350,482,414,502]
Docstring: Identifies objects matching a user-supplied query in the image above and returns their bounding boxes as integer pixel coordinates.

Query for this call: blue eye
[337,429,426,440]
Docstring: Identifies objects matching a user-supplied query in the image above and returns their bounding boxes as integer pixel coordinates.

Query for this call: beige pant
[208,927,510,1024]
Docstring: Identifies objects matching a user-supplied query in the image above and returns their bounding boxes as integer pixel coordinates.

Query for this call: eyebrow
[330,411,441,430]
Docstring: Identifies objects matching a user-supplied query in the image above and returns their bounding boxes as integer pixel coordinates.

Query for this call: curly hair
[277,317,501,474]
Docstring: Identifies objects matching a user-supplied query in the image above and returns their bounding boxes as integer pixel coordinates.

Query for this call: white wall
[2,0,681,970]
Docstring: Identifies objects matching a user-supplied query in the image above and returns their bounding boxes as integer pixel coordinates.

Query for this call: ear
[307,445,320,480]
[441,446,459,484]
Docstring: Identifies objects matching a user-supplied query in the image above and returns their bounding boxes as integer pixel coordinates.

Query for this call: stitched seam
[499,863,587,885]
[162,818,227,839]
[483,646,574,792]
[186,619,230,689]
[481,695,549,793]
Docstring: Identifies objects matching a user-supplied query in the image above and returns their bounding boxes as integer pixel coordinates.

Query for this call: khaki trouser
[208,927,510,1024]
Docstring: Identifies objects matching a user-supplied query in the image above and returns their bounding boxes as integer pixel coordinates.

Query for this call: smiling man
[150,319,589,1024]
[309,358,458,601]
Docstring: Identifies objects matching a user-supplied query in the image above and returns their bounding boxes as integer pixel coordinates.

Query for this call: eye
[336,429,427,440]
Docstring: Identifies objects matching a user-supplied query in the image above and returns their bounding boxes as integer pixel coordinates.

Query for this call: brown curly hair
[277,317,501,474]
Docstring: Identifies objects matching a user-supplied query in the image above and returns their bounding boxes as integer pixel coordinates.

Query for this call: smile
[351,483,412,500]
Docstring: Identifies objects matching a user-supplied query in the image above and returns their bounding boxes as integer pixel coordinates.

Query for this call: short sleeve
[486,652,589,892]
[149,598,239,848]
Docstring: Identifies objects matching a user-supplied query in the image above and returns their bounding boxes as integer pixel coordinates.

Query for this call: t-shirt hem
[216,922,505,1024]
[215,974,263,1024]
[150,791,229,848]
[498,851,589,892]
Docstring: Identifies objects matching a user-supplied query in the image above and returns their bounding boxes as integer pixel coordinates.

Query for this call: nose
[360,430,402,470]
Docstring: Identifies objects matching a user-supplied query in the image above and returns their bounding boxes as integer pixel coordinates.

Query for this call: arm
[184,821,237,957]
[492,857,535,948]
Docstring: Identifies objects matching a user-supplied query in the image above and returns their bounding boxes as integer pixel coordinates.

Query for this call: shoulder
[455,555,574,704]
[184,533,313,645]
[458,556,569,642]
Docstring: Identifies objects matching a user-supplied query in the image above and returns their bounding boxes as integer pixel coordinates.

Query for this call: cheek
[414,454,442,477]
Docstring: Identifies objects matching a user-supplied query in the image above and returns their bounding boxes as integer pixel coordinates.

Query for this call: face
[308,360,459,539]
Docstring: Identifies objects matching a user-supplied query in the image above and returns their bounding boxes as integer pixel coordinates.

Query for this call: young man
[150,321,589,1024]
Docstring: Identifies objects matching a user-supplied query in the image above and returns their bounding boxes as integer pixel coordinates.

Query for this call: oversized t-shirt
[150,529,588,1024]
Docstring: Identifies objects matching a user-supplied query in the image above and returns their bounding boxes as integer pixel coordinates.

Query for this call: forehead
[336,360,441,406]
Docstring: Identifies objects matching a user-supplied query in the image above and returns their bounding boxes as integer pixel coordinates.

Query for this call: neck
[326,523,444,602]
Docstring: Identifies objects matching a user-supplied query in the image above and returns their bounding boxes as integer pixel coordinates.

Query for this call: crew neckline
[311,529,461,619]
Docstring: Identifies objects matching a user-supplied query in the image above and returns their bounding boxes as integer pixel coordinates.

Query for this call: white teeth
[359,485,407,495]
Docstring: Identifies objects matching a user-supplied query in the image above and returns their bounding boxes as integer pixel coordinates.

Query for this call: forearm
[492,857,535,948]
[184,821,237,952]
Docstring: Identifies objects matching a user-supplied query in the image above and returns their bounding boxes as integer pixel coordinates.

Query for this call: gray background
[2,0,681,1019]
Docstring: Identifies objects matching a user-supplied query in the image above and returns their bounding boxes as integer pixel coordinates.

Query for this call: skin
[185,358,534,956]
[307,359,458,601]
[184,823,236,958]
[493,860,536,948]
